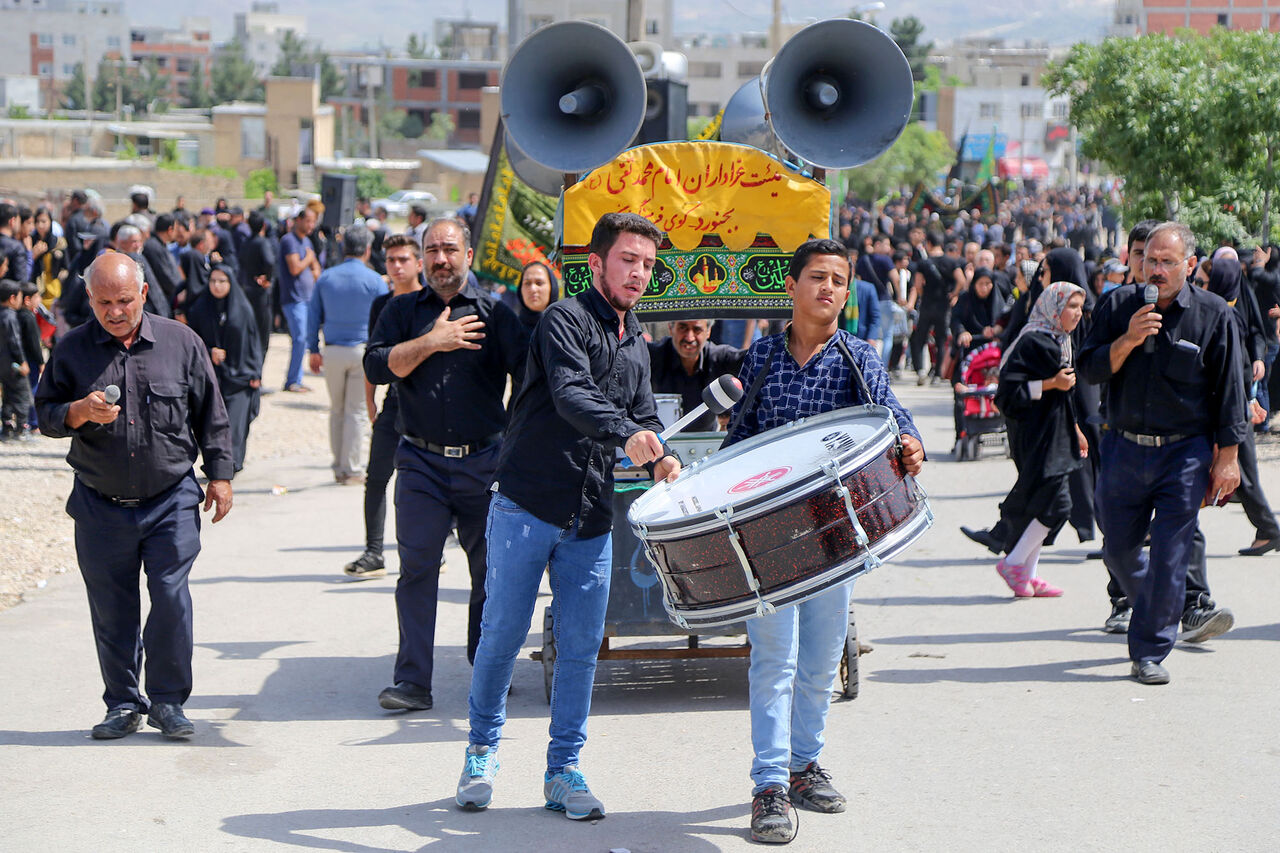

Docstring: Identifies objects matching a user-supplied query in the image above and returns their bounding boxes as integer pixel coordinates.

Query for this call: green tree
[406,33,430,59]
[270,29,310,77]
[890,16,932,83]
[845,123,954,201]
[184,59,214,109]
[427,111,455,143]
[130,58,169,112]
[271,30,344,99]
[212,38,264,103]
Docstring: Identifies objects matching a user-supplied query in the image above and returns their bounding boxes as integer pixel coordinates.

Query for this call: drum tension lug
[715,505,774,618]
[636,521,691,630]
[822,459,882,572]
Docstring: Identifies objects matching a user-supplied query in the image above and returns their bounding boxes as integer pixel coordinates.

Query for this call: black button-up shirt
[35,312,235,498]
[497,286,664,537]
[1079,282,1248,447]
[646,337,745,431]
[363,280,525,444]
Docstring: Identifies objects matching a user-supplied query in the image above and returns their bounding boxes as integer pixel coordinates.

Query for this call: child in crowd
[0,279,33,439]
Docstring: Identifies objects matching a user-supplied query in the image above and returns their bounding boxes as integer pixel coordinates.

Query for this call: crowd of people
[4,176,1276,845]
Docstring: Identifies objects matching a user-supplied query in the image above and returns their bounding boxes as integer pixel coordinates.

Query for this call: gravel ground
[0,335,331,610]
[5,332,1280,610]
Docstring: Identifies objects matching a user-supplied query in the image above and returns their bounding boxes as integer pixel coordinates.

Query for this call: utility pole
[770,0,782,51]
[626,0,645,42]
[365,62,378,158]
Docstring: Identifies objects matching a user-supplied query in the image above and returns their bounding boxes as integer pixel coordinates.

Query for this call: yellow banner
[562,141,830,253]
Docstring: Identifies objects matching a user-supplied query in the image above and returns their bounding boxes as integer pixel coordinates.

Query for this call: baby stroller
[952,341,1008,461]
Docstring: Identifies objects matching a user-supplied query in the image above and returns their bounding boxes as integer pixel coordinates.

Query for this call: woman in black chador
[993,281,1089,598]
[186,264,263,472]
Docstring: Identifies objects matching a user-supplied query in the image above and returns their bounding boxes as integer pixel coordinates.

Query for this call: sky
[123,0,1116,52]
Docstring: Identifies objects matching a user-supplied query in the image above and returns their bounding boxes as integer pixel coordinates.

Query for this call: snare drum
[628,406,932,628]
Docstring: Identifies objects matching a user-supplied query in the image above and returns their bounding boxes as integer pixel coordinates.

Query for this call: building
[328,56,501,150]
[1118,0,1280,34]
[0,75,40,112]
[935,86,1075,182]
[677,32,771,119]
[507,0,675,51]
[434,20,501,61]
[212,77,334,189]
[930,38,1059,89]
[0,0,131,110]
[129,18,212,105]
[233,2,306,76]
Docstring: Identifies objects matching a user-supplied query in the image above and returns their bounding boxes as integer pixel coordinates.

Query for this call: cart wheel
[541,606,555,704]
[954,437,967,462]
[838,607,860,699]
[966,435,981,461]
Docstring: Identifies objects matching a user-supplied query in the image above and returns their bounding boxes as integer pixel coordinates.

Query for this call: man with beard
[646,318,745,432]
[456,213,678,821]
[363,217,525,713]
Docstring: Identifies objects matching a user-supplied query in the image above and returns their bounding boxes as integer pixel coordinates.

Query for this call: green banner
[472,120,557,290]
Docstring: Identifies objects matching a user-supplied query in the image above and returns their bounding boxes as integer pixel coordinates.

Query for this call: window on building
[457,109,481,129]
[646,19,660,36]
[155,56,167,68]
[737,60,765,78]
[689,61,722,78]
[241,116,266,159]
[106,36,121,48]
[1020,73,1030,87]
[63,33,76,46]
[1217,13,1229,26]
[176,57,193,73]
[407,69,437,88]
[62,63,74,75]
[1052,101,1069,119]
[1020,102,1043,118]
[458,71,486,89]
[37,33,53,46]
[38,62,53,76]
[979,102,998,118]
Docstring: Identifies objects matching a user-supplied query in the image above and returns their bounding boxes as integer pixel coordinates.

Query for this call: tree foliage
[212,38,264,103]
[271,30,345,100]
[62,58,169,113]
[1045,28,1280,244]
[184,59,214,109]
[406,33,431,59]
[890,16,932,83]
[427,111,455,143]
[845,123,954,202]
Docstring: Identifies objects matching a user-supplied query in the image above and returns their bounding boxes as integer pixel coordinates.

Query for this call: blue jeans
[746,580,852,794]
[468,492,612,773]
[1259,341,1278,416]
[878,299,895,364]
[280,300,308,389]
[1096,432,1212,664]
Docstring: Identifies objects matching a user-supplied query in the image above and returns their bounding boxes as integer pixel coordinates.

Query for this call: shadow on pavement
[870,656,1129,684]
[0,719,247,747]
[872,628,1122,646]
[861,594,1011,607]
[220,798,743,852]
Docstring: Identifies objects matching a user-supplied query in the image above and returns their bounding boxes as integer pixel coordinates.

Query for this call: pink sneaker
[996,559,1034,597]
[1030,577,1064,597]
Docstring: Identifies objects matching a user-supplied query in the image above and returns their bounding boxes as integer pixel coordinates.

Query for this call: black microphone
[1142,284,1159,354]
[103,384,121,406]
[659,375,744,441]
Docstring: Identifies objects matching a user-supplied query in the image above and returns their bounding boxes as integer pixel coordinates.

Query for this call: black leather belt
[106,495,144,508]
[1119,430,1191,448]
[403,433,501,458]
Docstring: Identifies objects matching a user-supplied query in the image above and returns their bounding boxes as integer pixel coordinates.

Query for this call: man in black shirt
[456,213,678,820]
[239,212,277,353]
[647,319,745,432]
[0,202,30,285]
[1079,222,1246,685]
[908,230,957,384]
[143,213,184,309]
[364,217,525,713]
[35,253,234,738]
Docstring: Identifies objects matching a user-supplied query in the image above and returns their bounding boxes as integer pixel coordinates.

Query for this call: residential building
[434,20,501,61]
[1118,0,1280,34]
[233,2,306,76]
[0,75,40,112]
[0,0,131,111]
[930,38,1059,89]
[129,18,212,104]
[936,85,1075,182]
[212,77,334,188]
[507,0,676,51]
[676,32,772,119]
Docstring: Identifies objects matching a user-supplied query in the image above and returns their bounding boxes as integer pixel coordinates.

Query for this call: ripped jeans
[467,492,612,773]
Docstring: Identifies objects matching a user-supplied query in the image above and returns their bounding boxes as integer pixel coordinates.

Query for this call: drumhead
[631,405,896,532]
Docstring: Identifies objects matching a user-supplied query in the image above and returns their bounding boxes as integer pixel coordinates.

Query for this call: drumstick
[659,375,744,442]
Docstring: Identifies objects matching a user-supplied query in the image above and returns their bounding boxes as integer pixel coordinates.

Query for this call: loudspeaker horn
[629,41,664,78]
[763,18,914,170]
[502,21,647,174]
[504,131,566,197]
[720,76,779,153]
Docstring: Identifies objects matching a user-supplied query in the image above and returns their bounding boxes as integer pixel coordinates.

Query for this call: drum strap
[833,334,875,405]
[722,351,775,447]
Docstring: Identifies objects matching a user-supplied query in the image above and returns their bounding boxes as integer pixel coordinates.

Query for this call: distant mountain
[125,0,1114,52]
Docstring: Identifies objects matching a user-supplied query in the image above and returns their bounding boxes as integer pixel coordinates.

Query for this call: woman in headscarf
[1202,256,1280,555]
[991,281,1089,597]
[509,260,559,401]
[186,264,263,472]
[950,267,1005,359]
[29,207,68,312]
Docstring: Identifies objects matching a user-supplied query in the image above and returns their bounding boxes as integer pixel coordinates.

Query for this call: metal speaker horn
[764,18,914,170]
[720,76,777,152]
[629,41,664,78]
[502,21,647,174]
[504,131,565,197]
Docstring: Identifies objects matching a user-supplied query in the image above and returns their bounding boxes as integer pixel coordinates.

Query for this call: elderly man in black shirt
[1080,222,1247,685]
[35,253,234,738]
[456,213,679,820]
[364,217,525,713]
[647,319,745,432]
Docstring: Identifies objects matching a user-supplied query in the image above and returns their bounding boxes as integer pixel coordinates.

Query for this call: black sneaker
[147,703,195,738]
[1180,601,1234,643]
[378,681,433,711]
[1103,602,1130,634]
[788,762,847,813]
[750,785,798,844]
[91,707,142,740]
[344,550,386,580]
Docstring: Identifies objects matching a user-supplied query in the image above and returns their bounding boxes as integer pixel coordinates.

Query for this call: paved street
[2,379,1278,852]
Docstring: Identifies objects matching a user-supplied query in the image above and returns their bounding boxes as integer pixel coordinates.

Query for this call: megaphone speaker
[764,18,914,170]
[502,21,647,174]
[505,131,567,197]
[633,79,688,146]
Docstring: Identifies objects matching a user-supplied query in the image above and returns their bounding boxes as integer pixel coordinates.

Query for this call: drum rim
[630,404,897,537]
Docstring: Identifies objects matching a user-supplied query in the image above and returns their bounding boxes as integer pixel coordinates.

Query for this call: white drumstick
[659,375,744,442]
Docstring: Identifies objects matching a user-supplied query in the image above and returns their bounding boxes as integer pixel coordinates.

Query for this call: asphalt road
[2,381,1278,851]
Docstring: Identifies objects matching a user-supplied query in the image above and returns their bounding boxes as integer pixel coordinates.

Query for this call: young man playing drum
[726,237,925,844]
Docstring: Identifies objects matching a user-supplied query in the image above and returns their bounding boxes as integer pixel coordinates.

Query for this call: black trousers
[363,406,399,554]
[243,284,273,356]
[909,305,948,376]
[1236,427,1280,540]
[1,372,32,433]
[392,440,498,691]
[68,475,202,711]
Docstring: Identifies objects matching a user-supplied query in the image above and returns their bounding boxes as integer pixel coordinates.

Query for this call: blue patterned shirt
[726,328,921,446]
